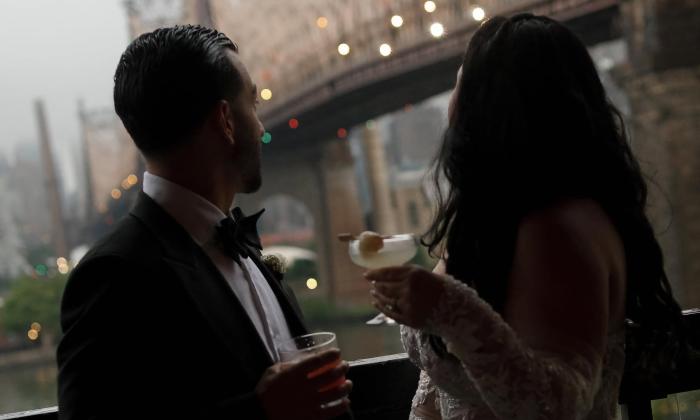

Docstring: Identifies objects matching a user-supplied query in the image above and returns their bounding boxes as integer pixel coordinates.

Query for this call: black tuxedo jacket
[57,193,310,419]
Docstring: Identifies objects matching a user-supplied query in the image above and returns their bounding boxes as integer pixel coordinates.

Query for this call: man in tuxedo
[57,25,352,419]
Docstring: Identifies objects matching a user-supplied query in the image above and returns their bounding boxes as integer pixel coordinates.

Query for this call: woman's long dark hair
[424,14,689,389]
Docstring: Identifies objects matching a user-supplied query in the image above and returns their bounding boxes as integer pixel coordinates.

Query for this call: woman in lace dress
[366,14,688,420]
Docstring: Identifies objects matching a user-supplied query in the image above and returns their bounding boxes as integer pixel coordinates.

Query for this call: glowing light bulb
[127,174,138,185]
[316,16,328,28]
[111,189,122,200]
[28,329,39,341]
[391,15,404,28]
[472,6,486,21]
[338,43,350,56]
[430,22,445,38]
[260,88,272,101]
[379,43,392,57]
[424,1,436,13]
[306,278,318,290]
[261,132,272,144]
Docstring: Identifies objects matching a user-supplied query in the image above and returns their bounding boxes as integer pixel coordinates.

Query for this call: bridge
[215,0,622,146]
[118,0,700,308]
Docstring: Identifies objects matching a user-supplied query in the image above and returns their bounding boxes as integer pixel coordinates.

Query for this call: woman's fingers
[371,299,405,323]
[364,266,413,282]
[372,279,402,295]
[370,288,394,307]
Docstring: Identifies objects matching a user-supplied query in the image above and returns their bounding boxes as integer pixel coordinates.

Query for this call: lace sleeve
[427,276,603,420]
[409,370,441,420]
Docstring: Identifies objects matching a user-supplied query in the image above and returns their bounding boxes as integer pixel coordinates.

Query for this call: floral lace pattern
[402,275,625,420]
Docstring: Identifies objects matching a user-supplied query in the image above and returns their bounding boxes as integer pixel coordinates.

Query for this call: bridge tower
[619,0,700,308]
[35,99,69,260]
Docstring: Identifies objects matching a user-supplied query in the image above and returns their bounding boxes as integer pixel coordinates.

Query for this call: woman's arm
[409,370,441,420]
[428,202,621,419]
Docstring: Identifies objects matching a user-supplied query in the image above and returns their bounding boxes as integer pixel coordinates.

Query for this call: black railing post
[624,399,653,420]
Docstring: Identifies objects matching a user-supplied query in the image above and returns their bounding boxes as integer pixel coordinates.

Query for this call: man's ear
[216,100,235,144]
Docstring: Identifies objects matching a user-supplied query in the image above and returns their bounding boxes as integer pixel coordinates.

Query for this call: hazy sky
[0,0,129,192]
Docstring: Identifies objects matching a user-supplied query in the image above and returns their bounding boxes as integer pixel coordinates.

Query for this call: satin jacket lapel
[130,193,273,379]
[247,249,308,338]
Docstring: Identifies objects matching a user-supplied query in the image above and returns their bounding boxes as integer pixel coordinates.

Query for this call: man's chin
[241,175,262,194]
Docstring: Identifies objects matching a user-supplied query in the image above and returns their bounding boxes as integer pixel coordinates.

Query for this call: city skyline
[0,0,128,193]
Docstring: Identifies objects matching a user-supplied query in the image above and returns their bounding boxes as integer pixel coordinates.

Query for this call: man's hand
[256,349,352,420]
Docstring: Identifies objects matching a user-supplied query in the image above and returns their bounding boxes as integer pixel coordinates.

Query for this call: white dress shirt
[143,171,293,361]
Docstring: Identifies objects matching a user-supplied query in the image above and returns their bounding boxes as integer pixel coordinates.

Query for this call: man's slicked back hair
[114,25,240,156]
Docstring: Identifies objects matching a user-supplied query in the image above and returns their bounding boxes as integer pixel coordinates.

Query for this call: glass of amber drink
[277,332,345,405]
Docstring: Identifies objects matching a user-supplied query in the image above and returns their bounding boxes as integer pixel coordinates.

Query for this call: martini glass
[348,234,417,325]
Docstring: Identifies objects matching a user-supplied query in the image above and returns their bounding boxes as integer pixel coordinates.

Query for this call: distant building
[388,104,444,171]
[79,108,140,216]
[7,143,52,249]
[390,170,434,235]
[377,104,444,235]
[0,169,28,279]
[258,195,315,246]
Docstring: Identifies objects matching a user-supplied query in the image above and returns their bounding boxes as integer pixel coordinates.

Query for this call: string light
[337,128,348,139]
[424,1,436,13]
[472,6,486,21]
[260,88,272,101]
[35,264,48,276]
[289,118,299,129]
[111,189,122,200]
[391,15,404,28]
[127,174,138,186]
[337,43,350,56]
[261,132,272,144]
[379,43,392,57]
[430,22,445,38]
[306,278,318,290]
[316,16,329,28]
[57,257,70,274]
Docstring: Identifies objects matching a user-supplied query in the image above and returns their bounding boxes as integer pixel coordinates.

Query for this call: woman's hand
[365,266,447,329]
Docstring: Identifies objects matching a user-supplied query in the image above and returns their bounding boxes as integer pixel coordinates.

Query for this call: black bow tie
[216,207,265,263]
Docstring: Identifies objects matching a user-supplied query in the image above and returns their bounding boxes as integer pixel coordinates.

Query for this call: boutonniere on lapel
[262,253,287,281]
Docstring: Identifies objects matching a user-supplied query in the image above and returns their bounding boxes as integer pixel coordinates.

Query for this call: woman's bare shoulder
[520,198,621,252]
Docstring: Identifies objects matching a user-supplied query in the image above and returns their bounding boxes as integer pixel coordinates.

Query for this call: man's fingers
[308,361,349,389]
[316,379,353,404]
[315,397,351,420]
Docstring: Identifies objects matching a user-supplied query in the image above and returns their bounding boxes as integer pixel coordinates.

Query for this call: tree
[0,273,67,342]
